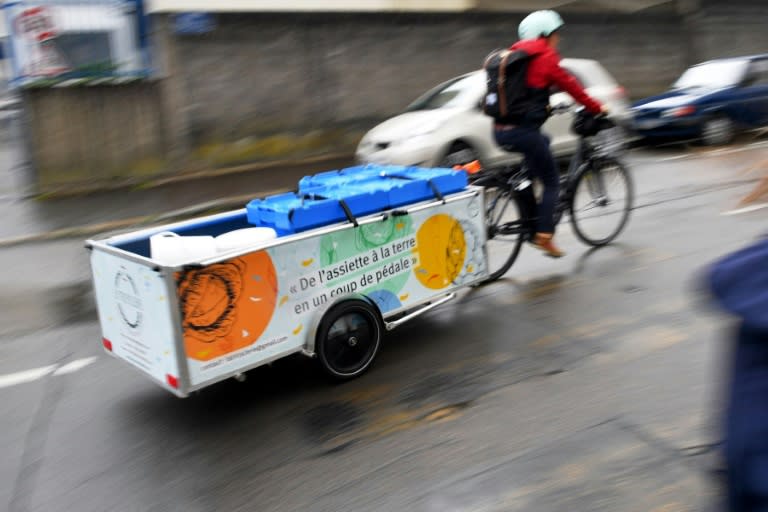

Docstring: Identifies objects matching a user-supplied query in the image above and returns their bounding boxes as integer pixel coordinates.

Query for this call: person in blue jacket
[710,237,768,511]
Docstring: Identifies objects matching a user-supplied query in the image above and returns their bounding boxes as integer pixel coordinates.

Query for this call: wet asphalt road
[3,137,768,512]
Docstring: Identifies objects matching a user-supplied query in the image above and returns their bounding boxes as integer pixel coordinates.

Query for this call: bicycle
[469,109,634,282]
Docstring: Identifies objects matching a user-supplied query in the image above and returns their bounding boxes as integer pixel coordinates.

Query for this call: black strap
[390,175,446,204]
[338,199,359,227]
[427,179,446,204]
[296,193,358,227]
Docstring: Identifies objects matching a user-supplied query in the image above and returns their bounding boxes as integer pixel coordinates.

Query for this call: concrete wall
[175,0,768,143]
[690,3,768,62]
[174,10,689,168]
[24,83,166,193]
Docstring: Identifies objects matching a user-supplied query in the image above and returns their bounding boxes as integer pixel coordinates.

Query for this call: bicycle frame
[472,121,620,236]
[557,138,598,217]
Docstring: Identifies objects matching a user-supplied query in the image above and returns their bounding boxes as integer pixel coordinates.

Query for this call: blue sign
[174,13,216,35]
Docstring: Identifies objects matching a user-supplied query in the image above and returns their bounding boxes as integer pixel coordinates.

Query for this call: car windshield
[406,73,484,111]
[672,60,749,90]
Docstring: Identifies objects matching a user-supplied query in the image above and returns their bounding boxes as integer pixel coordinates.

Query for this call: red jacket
[511,38,603,114]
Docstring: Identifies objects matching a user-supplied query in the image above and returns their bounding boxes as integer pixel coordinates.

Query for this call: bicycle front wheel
[570,158,634,246]
[483,186,526,282]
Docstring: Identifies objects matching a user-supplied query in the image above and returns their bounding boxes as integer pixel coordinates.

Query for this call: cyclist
[494,10,607,257]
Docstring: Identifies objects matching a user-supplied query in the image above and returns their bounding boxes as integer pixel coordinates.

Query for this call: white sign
[90,250,181,392]
[5,1,147,87]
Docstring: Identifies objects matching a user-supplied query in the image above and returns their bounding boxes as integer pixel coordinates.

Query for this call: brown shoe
[531,233,565,258]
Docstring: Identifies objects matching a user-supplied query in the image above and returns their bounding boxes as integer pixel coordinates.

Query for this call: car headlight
[661,105,697,118]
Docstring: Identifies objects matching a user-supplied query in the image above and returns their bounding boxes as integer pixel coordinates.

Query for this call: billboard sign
[3,0,152,88]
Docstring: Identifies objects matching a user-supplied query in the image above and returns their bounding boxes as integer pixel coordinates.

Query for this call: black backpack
[483,49,533,122]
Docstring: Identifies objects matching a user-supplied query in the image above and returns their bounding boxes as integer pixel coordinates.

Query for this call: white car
[355,58,632,168]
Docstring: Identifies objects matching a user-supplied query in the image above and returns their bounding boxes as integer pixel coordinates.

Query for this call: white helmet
[518,10,564,40]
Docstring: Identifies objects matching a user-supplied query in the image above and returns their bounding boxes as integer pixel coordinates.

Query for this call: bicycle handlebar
[550,105,618,130]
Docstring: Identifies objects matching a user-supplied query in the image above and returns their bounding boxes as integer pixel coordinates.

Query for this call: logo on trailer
[115,268,143,330]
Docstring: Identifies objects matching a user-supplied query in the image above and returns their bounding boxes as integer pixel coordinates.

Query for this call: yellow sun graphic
[413,214,466,290]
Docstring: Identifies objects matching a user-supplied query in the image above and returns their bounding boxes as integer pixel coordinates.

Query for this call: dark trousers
[494,126,559,233]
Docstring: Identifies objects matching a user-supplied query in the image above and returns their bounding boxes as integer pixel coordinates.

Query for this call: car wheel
[701,115,735,146]
[440,142,479,167]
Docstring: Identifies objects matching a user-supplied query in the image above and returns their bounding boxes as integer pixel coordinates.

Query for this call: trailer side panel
[90,250,183,394]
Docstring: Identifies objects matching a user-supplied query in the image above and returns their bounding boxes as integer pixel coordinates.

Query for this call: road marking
[0,357,97,390]
[0,365,56,389]
[53,357,98,376]
[721,202,768,215]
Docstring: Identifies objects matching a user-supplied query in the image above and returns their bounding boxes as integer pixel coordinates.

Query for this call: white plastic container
[215,227,277,254]
[150,231,217,265]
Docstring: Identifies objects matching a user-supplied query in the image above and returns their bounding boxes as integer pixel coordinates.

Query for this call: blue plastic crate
[371,176,435,207]
[368,167,468,206]
[302,184,389,218]
[299,165,468,209]
[385,167,468,196]
[247,186,390,234]
[297,165,378,190]
[297,169,344,190]
[247,193,338,234]
[247,166,469,234]
[298,164,417,190]
[246,192,294,227]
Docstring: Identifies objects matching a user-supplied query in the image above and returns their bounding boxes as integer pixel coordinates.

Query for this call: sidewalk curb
[0,189,290,249]
[0,152,354,247]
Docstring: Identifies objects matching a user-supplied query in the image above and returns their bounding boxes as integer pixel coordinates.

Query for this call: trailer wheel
[316,299,383,380]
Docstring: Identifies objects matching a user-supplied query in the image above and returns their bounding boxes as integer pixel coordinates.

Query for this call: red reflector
[166,374,179,389]
[102,338,113,351]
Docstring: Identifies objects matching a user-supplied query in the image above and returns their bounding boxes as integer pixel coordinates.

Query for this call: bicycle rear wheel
[569,158,633,246]
[483,186,526,282]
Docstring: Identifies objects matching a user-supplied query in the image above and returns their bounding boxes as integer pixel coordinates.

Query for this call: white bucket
[215,227,277,253]
[150,231,217,265]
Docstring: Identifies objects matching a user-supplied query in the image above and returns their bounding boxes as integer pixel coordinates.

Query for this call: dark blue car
[632,55,768,145]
